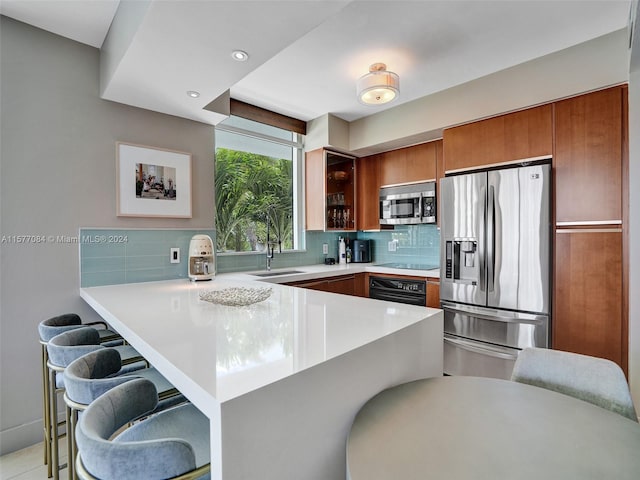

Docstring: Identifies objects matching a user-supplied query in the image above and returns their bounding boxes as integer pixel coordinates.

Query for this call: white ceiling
[0,0,632,124]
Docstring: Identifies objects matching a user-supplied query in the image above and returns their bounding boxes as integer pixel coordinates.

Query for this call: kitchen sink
[251,270,304,277]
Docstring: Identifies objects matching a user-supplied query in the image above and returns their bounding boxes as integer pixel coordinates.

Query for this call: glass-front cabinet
[305,148,356,231]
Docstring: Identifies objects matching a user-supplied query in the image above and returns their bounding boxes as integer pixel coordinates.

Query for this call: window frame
[214,119,306,255]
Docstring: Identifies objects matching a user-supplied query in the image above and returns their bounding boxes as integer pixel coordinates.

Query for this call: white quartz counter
[81,275,440,410]
[220,262,440,284]
[80,274,443,480]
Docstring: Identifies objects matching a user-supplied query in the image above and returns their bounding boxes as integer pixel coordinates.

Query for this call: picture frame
[116,142,192,218]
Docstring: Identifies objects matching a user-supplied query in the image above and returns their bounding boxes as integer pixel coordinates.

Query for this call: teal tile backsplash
[80,228,215,287]
[358,224,440,267]
[80,226,440,287]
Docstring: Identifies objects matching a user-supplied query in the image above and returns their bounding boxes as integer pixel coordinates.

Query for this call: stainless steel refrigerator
[440,163,551,379]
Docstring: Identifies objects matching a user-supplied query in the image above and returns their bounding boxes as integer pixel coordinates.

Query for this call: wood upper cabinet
[553,230,623,369]
[305,148,356,231]
[443,104,553,172]
[379,142,437,186]
[305,149,325,231]
[554,86,623,224]
[356,154,380,231]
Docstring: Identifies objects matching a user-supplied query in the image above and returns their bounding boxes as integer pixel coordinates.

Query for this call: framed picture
[116,142,192,218]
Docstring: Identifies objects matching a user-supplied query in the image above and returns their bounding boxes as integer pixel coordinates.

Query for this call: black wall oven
[369,276,426,306]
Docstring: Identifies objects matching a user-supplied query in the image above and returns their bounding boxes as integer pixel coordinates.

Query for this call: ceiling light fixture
[186,90,200,98]
[231,50,249,62]
[357,63,399,105]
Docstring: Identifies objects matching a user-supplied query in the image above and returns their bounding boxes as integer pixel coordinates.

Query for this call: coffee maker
[188,234,215,281]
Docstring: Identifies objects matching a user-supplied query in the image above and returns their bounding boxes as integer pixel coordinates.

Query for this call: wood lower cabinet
[553,229,624,369]
[443,104,553,173]
[554,86,623,224]
[287,273,366,297]
[427,279,440,308]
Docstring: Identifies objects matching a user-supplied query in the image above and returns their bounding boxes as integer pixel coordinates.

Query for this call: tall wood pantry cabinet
[553,86,628,374]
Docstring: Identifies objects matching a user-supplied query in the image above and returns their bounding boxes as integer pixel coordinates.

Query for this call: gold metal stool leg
[49,364,68,480]
[42,342,53,477]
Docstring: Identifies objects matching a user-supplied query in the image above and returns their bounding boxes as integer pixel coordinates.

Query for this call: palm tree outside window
[214,116,304,253]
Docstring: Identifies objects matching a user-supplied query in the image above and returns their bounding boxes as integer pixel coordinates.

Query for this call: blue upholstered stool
[38,313,121,477]
[511,347,638,421]
[46,327,146,480]
[75,379,210,480]
[63,348,186,479]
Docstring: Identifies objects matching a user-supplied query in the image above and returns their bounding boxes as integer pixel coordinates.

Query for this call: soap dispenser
[339,237,347,265]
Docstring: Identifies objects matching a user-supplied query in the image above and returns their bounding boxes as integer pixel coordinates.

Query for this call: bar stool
[38,314,121,476]
[75,379,211,480]
[46,327,146,480]
[63,348,185,480]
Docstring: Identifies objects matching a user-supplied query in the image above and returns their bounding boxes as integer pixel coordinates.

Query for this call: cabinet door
[305,148,325,230]
[379,143,437,186]
[356,155,380,231]
[443,104,552,172]
[553,229,623,369]
[325,275,355,296]
[353,273,367,297]
[435,139,444,227]
[554,87,623,224]
[427,280,440,308]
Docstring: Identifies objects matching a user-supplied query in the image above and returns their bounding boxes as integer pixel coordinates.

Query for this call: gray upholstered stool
[511,347,638,421]
[46,327,147,480]
[63,348,185,479]
[38,314,121,477]
[75,378,210,480]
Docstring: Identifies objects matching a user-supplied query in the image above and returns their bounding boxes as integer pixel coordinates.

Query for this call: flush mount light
[231,50,249,62]
[357,63,399,105]
[186,90,200,98]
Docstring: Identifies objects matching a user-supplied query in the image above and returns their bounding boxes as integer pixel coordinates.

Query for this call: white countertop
[80,274,441,415]
[221,262,440,283]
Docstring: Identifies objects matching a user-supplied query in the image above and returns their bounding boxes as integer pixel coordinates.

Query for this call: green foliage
[215,148,293,252]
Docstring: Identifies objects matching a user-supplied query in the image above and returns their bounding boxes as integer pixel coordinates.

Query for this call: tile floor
[0,442,67,480]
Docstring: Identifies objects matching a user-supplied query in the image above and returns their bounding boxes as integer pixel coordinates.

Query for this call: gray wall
[0,17,215,453]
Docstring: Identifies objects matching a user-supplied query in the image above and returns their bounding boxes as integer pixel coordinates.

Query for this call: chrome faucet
[265,207,282,271]
[266,210,274,271]
[266,244,274,271]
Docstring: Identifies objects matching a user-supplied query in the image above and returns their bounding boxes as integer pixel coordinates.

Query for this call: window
[215,116,304,253]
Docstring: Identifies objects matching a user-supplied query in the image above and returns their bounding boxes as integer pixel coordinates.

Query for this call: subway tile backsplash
[80,228,215,287]
[80,225,440,287]
[358,224,440,267]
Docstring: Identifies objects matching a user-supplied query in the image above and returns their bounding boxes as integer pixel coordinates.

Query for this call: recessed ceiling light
[231,50,249,62]
[186,91,200,98]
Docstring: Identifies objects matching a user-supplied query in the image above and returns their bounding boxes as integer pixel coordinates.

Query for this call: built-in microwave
[379,181,436,225]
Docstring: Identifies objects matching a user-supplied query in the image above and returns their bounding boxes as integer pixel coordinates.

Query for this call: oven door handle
[444,335,520,361]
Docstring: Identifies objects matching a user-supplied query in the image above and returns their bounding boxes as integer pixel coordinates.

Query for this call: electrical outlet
[388,240,397,252]
[170,247,180,264]
[322,243,329,255]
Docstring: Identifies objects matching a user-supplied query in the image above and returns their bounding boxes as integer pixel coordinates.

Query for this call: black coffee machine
[351,240,371,263]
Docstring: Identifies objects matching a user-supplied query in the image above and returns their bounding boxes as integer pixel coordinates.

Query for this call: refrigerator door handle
[487,185,495,293]
[444,334,520,361]
[478,184,487,293]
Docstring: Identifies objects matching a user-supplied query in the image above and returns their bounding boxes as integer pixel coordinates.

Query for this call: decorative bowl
[328,171,349,181]
[199,287,272,306]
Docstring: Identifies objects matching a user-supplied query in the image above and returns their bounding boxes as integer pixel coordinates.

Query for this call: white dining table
[347,376,640,480]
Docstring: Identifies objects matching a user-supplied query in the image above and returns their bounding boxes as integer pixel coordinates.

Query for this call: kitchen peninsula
[80,275,443,480]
